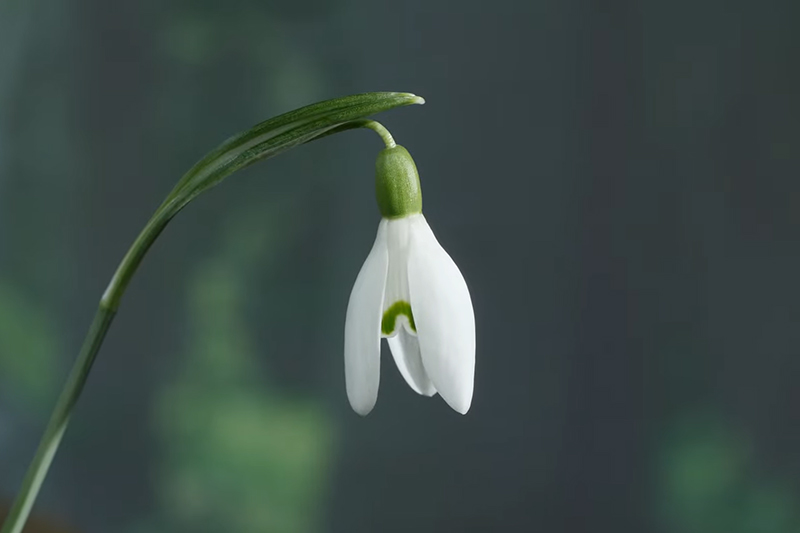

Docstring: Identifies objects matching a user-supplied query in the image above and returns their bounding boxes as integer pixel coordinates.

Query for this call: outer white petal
[344,221,389,415]
[408,216,475,414]
[387,329,437,397]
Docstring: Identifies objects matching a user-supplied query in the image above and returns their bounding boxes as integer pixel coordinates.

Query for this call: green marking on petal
[381,300,416,335]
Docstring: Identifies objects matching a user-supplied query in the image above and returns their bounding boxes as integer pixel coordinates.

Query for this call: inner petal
[387,327,436,397]
[381,217,416,337]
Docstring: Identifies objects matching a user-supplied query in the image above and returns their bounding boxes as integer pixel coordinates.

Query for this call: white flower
[344,213,475,415]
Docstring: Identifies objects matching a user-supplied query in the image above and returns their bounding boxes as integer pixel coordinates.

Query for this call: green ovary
[381,300,416,335]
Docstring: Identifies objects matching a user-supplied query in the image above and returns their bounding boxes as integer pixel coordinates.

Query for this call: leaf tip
[391,92,425,106]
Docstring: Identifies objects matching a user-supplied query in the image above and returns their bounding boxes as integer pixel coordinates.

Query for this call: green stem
[312,119,397,148]
[0,92,421,533]
[360,120,396,148]
[0,210,169,533]
[0,307,116,533]
[0,193,175,533]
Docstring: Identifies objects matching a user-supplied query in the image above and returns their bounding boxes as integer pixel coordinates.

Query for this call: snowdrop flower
[344,144,475,415]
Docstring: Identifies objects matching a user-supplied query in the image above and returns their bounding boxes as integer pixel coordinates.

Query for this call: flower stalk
[0,92,423,533]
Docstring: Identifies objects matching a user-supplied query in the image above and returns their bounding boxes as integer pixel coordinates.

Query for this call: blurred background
[1,0,799,531]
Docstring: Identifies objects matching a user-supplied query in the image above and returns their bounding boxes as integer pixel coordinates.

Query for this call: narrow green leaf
[163,91,425,217]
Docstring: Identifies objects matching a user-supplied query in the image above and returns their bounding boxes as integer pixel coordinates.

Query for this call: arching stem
[0,91,421,533]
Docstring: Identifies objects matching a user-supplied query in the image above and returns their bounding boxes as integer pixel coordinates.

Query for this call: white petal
[382,217,414,317]
[344,221,389,415]
[408,216,475,414]
[387,328,437,397]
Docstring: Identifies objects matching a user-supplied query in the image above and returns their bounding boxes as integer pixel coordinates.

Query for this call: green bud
[375,145,422,218]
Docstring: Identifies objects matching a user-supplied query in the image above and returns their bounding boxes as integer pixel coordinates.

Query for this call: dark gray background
[1,0,799,532]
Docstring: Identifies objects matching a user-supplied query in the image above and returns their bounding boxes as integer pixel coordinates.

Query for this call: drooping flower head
[344,142,475,415]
